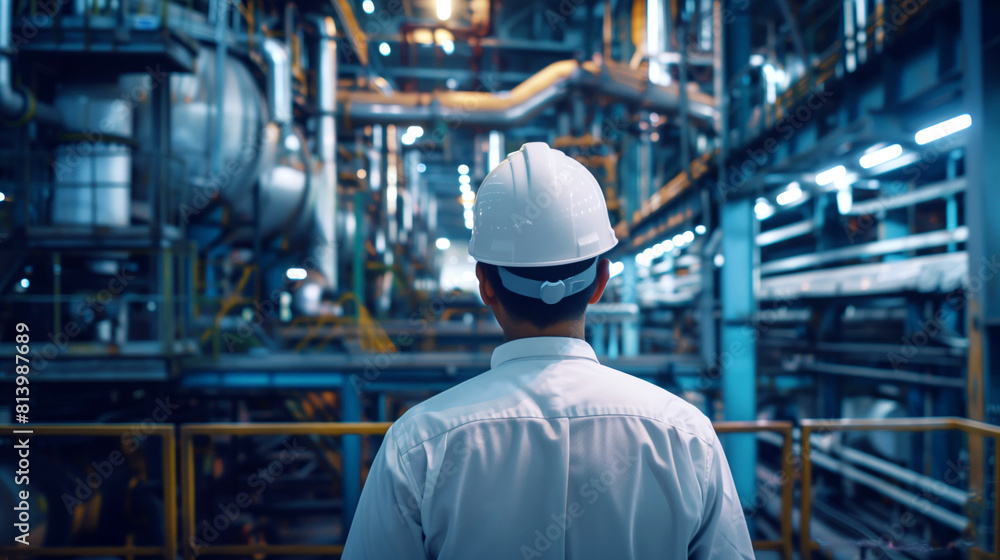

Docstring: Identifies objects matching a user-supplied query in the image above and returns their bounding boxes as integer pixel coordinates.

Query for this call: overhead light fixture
[464,209,473,220]
[754,197,775,220]
[378,42,391,56]
[407,125,424,138]
[815,166,846,186]
[436,0,451,20]
[714,254,725,267]
[286,268,308,281]
[0,192,5,202]
[401,133,415,146]
[435,237,451,250]
[362,0,375,14]
[417,163,427,173]
[859,144,902,169]
[357,169,367,180]
[915,114,971,145]
[457,164,470,175]
[672,233,685,247]
[446,78,458,89]
[695,224,706,235]
[461,191,475,202]
[609,261,625,278]
[459,184,471,194]
[683,230,695,243]
[749,54,765,66]
[661,240,674,252]
[776,182,803,206]
[465,220,474,230]
[19,278,29,289]
[459,175,471,185]
[440,39,454,54]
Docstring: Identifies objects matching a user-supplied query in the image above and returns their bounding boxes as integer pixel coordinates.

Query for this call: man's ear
[588,258,611,304]
[476,263,498,306]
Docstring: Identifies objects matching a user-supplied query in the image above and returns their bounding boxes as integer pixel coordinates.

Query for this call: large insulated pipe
[262,38,294,128]
[0,0,59,124]
[310,15,338,290]
[337,60,717,128]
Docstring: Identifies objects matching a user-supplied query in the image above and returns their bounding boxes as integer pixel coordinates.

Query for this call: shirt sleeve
[688,434,756,560]
[341,426,426,560]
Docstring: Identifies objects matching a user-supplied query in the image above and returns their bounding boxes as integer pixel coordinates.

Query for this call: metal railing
[800,417,1000,560]
[0,424,176,559]
[1,417,995,559]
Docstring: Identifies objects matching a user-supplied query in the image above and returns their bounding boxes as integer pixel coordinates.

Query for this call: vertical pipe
[353,191,366,310]
[312,16,339,291]
[341,384,362,533]
[621,258,639,356]
[800,425,814,559]
[213,0,228,174]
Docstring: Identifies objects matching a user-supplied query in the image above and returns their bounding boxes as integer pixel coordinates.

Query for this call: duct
[261,38,293,129]
[0,0,59,124]
[337,60,718,128]
[310,15,338,291]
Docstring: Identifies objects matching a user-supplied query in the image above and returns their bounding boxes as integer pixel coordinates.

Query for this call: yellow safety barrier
[179,422,393,560]
[178,420,794,560]
[800,417,1000,560]
[715,421,794,560]
[0,424,176,560]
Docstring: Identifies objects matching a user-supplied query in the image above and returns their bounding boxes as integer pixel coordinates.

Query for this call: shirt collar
[490,336,600,369]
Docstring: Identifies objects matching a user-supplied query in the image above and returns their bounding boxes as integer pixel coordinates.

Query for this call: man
[342,142,754,559]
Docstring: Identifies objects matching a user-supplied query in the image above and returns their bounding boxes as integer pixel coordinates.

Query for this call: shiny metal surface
[168,46,313,239]
[52,84,133,226]
[310,16,338,289]
[338,60,718,127]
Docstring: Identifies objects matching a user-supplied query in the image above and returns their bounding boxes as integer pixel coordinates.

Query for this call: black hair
[479,257,599,329]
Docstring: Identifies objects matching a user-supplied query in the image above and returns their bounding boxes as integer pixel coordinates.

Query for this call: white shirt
[342,337,754,560]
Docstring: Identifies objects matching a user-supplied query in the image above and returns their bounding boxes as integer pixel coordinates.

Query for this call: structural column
[720,196,756,506]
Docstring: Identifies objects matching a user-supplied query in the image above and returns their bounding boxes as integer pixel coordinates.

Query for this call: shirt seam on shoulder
[398,412,714,455]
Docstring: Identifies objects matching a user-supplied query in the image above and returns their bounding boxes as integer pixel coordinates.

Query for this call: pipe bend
[261,38,294,126]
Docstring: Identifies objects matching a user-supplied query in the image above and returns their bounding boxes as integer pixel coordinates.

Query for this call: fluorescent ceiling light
[458,164,470,175]
[459,175,471,184]
[815,166,846,186]
[435,237,451,250]
[915,114,971,145]
[683,230,695,243]
[401,133,415,145]
[776,182,803,206]
[407,125,424,138]
[672,234,685,247]
[378,42,391,56]
[362,0,374,13]
[695,225,706,235]
[286,268,308,281]
[859,144,902,169]
[754,198,774,220]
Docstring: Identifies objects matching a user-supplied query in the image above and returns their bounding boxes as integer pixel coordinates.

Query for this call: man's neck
[502,320,586,343]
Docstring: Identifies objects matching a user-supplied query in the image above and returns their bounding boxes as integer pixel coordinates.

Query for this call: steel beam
[720,196,757,505]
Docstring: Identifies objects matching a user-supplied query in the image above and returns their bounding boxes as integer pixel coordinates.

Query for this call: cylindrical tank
[52,83,133,226]
[166,47,313,239]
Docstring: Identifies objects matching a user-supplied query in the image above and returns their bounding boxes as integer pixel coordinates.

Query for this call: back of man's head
[468,142,618,324]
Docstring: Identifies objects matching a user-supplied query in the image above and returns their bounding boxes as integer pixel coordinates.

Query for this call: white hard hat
[469,142,618,268]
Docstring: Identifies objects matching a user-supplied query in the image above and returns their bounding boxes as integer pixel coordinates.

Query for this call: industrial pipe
[261,38,294,127]
[337,59,717,128]
[0,0,59,124]
[310,15,338,291]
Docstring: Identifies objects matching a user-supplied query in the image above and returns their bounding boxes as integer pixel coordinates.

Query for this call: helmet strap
[496,260,598,305]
